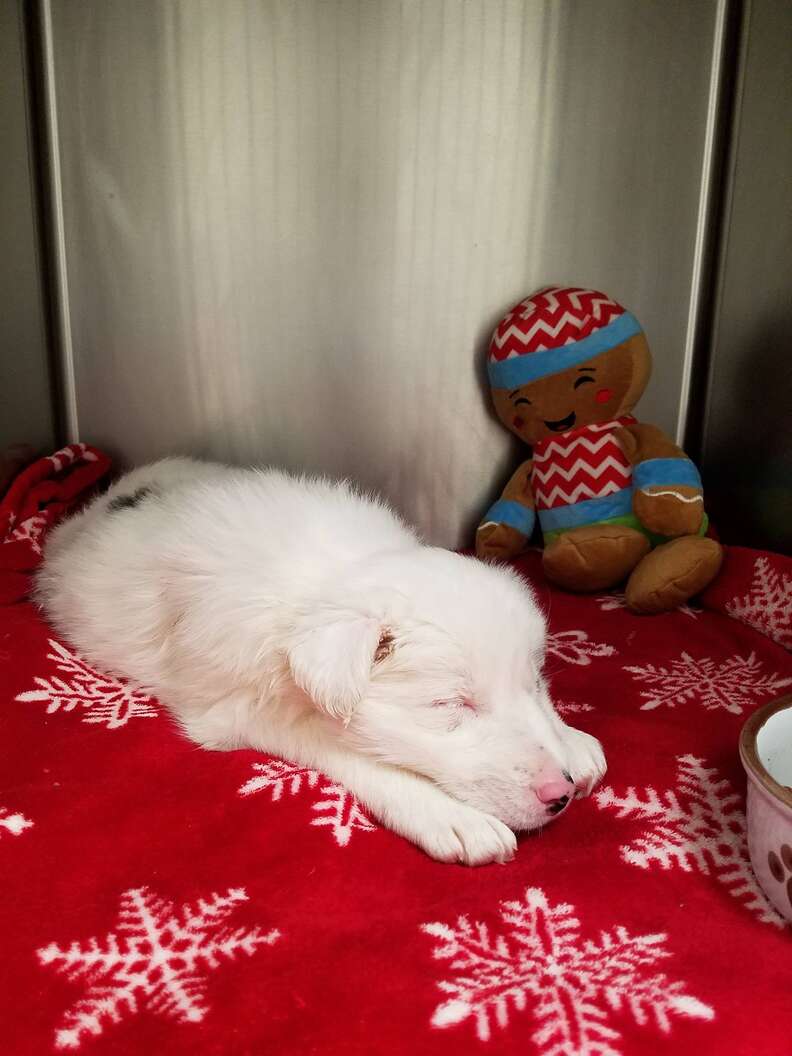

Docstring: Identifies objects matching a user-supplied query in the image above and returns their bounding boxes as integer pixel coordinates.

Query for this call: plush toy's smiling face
[492,333,651,445]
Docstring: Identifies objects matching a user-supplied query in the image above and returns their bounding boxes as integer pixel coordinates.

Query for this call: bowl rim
[739,694,792,810]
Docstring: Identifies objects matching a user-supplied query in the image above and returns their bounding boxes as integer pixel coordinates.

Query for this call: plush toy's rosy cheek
[513,415,525,429]
[595,388,613,404]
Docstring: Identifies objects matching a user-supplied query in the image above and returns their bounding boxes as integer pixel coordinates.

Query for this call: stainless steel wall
[46,0,723,546]
[1,0,54,455]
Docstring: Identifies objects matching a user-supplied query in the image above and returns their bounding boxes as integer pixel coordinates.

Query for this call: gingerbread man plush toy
[476,286,723,613]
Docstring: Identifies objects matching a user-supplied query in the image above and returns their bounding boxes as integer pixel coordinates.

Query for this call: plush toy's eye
[573,375,595,389]
[513,397,532,406]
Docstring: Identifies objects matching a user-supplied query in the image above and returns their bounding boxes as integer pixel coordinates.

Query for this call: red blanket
[1,447,790,1056]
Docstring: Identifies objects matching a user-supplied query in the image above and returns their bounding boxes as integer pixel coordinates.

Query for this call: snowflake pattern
[422,886,713,1054]
[596,756,785,928]
[47,443,98,472]
[37,885,279,1050]
[555,699,595,716]
[7,513,48,554]
[546,630,615,666]
[624,650,791,714]
[597,592,700,619]
[16,639,158,729]
[0,806,33,838]
[726,556,792,650]
[239,759,376,847]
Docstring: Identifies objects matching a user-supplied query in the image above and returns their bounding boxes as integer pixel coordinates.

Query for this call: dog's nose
[545,793,570,815]
[534,772,576,815]
[535,779,571,804]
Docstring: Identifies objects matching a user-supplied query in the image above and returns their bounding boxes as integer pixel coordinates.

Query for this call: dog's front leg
[255,727,517,866]
[318,747,517,865]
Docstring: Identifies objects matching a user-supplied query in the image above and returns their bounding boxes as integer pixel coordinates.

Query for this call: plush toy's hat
[487,286,642,389]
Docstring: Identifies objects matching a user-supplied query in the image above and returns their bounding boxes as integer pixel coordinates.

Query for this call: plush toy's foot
[543,525,650,592]
[625,536,723,614]
[476,522,528,561]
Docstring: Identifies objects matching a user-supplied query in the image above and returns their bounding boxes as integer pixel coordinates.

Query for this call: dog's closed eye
[430,697,477,732]
[430,697,477,712]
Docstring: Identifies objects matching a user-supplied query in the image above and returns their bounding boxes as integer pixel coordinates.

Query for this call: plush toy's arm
[475,460,536,560]
[616,423,705,537]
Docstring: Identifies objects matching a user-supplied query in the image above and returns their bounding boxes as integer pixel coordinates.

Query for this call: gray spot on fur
[107,486,153,513]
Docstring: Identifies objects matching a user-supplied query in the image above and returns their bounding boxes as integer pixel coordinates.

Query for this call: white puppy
[36,458,605,864]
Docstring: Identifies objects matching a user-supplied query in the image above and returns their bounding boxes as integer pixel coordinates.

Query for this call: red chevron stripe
[490,286,625,361]
[530,419,634,510]
[537,462,631,486]
[532,455,632,487]
[534,445,626,474]
[534,449,624,473]
[534,465,632,509]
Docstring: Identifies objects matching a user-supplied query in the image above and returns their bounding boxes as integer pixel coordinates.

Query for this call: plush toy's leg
[625,536,723,614]
[543,525,650,592]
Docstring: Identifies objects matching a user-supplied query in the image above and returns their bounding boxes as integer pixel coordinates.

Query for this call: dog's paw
[561,726,607,797]
[413,801,517,866]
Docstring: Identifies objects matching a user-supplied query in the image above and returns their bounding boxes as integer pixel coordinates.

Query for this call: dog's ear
[288,610,384,721]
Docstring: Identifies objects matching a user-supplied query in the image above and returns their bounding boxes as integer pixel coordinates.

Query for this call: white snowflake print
[597,592,700,619]
[0,805,33,838]
[46,442,98,472]
[596,756,785,928]
[37,885,279,1050]
[546,630,615,666]
[625,650,792,714]
[239,759,376,847]
[726,556,792,650]
[422,886,713,1054]
[7,513,48,554]
[16,639,158,729]
[555,700,595,716]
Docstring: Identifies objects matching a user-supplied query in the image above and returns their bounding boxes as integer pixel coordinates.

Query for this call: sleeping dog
[36,458,606,864]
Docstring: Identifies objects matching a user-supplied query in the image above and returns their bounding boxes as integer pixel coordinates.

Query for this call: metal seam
[675,0,731,446]
[38,0,78,442]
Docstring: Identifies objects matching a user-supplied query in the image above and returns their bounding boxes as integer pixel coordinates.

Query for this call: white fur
[36,458,605,864]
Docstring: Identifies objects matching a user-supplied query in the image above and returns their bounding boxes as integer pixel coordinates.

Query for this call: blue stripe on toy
[632,458,702,490]
[480,500,536,537]
[488,311,642,389]
[537,488,634,532]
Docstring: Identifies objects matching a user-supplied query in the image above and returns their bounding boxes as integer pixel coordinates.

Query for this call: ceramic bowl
[739,694,792,924]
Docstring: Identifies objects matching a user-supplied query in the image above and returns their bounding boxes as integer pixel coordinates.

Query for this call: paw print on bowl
[767,845,792,910]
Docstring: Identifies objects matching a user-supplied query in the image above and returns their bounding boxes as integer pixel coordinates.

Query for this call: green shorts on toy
[476,286,723,614]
